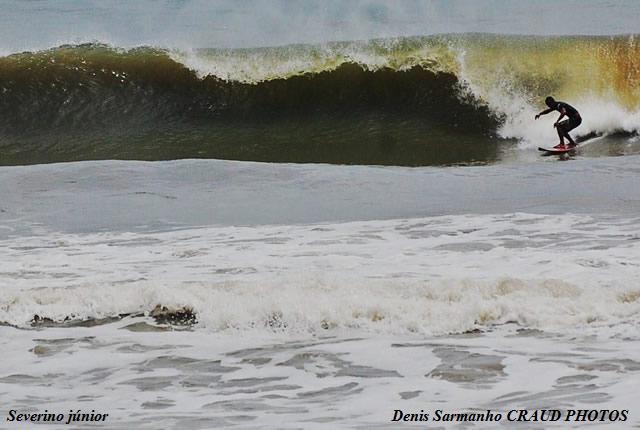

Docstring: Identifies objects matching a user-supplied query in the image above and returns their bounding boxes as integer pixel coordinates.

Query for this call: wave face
[1,35,639,166]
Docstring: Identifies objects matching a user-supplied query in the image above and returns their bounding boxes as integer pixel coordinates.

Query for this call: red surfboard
[538,145,577,154]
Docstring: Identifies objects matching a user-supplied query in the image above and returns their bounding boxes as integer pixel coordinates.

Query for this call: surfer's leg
[563,129,576,146]
[555,124,565,145]
[564,118,580,147]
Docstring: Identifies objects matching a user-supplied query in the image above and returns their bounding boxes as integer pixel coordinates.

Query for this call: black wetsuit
[555,101,582,132]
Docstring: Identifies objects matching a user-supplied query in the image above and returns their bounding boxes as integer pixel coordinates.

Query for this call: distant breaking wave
[0,34,639,166]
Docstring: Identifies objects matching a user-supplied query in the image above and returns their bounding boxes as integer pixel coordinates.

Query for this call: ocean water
[1,1,640,429]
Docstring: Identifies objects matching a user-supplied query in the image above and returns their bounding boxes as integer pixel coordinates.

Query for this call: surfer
[535,96,582,149]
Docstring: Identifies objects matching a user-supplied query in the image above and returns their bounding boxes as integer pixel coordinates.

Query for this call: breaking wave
[0,34,639,165]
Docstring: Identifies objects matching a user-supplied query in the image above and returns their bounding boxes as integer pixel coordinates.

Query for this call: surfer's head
[545,96,556,108]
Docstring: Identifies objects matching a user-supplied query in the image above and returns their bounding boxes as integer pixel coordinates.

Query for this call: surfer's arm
[535,108,554,119]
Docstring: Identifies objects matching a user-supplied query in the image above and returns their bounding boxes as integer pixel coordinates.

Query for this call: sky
[1,0,638,53]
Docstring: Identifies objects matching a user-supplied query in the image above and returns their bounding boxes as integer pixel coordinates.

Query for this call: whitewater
[1,1,640,429]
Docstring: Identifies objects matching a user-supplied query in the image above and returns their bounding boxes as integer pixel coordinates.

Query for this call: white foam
[496,98,640,147]
[3,276,638,336]
[2,213,639,335]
